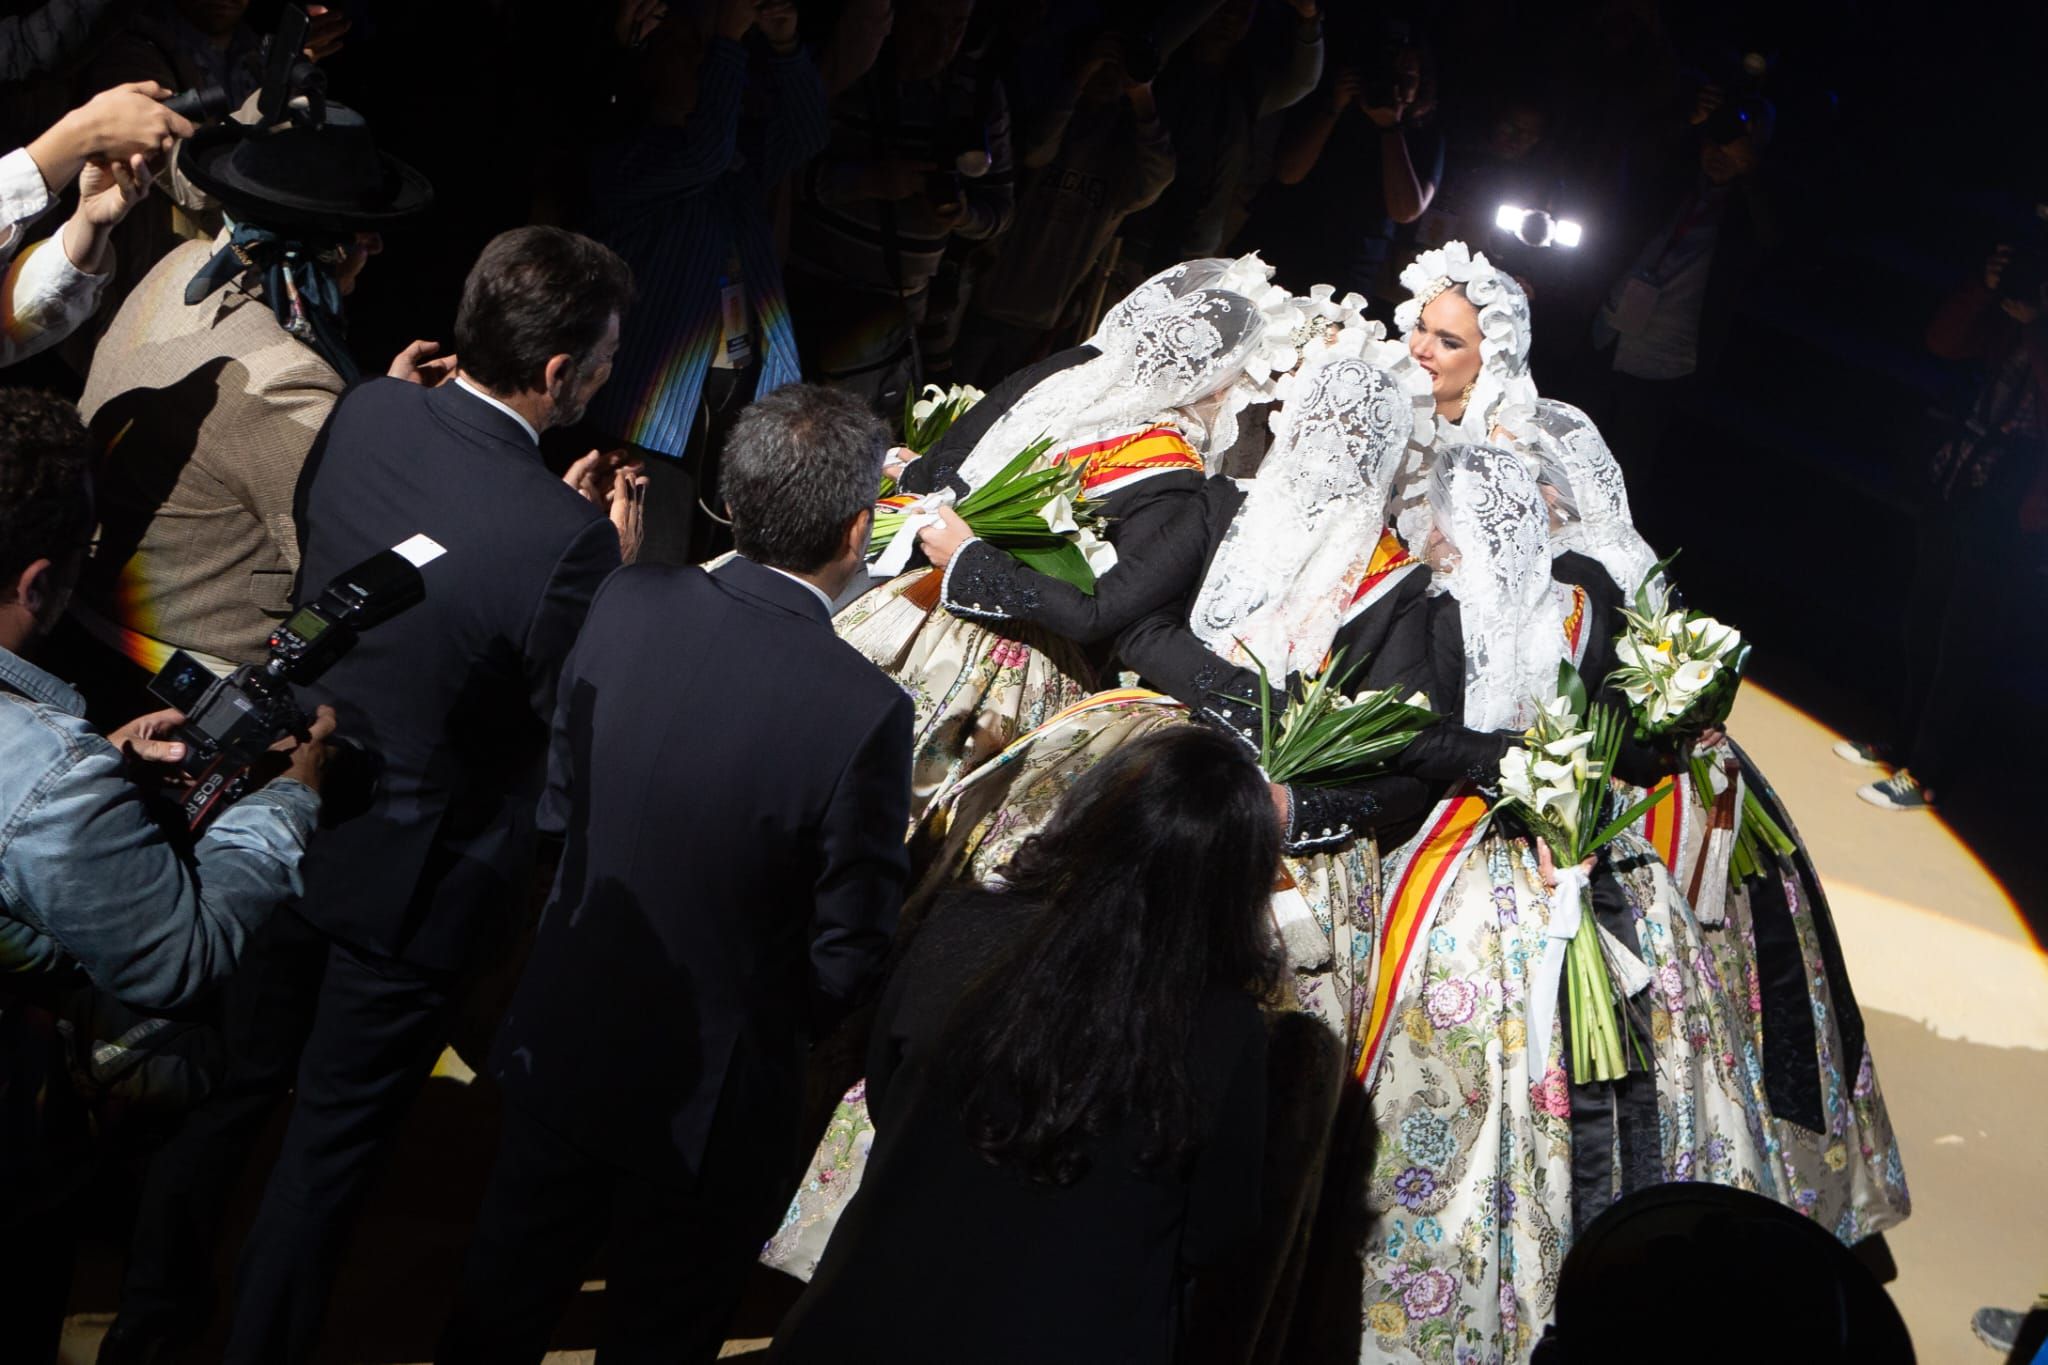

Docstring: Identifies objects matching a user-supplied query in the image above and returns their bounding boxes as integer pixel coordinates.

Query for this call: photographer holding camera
[1241,15,1443,301]
[0,390,330,1012]
[0,389,329,1361]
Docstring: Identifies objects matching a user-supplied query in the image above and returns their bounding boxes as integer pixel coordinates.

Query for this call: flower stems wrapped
[1497,664,1674,1084]
[1237,647,1437,786]
[867,437,1112,593]
[901,382,984,454]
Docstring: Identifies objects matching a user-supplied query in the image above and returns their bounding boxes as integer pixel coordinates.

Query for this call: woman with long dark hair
[771,727,1283,1364]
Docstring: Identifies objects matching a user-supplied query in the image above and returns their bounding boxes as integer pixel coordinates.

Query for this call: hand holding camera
[145,545,434,829]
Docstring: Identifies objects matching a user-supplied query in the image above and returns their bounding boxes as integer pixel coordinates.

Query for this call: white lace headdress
[1394,241,1539,446]
[1427,442,1566,732]
[954,261,1274,487]
[1500,398,1661,597]
[1189,356,1414,674]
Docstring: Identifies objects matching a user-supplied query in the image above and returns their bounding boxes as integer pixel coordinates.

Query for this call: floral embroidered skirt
[1621,750,1910,1246]
[833,569,1095,827]
[1361,830,1776,1363]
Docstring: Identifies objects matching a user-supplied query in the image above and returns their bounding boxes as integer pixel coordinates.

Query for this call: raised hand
[388,339,460,387]
[302,4,352,62]
[75,153,154,229]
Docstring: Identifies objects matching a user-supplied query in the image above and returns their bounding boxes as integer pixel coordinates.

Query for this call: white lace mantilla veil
[952,256,1286,488]
[1504,397,1661,598]
[1428,442,1568,733]
[1188,355,1415,675]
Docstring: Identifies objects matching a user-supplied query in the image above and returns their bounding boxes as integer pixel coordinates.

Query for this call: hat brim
[180,123,435,234]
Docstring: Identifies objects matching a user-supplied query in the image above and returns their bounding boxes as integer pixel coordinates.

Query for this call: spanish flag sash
[1356,789,1492,1088]
[1633,759,1743,927]
[1353,584,1602,1087]
[1562,583,1589,665]
[1640,774,1686,871]
[1038,685,1183,730]
[1338,530,1423,628]
[1060,426,1204,496]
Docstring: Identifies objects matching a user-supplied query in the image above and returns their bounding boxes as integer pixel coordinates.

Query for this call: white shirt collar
[453,375,540,446]
[758,562,835,616]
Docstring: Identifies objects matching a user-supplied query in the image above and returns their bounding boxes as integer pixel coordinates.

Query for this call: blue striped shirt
[587,40,830,459]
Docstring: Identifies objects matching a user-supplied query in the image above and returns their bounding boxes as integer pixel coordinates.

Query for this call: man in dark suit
[438,384,912,1364]
[183,227,642,1364]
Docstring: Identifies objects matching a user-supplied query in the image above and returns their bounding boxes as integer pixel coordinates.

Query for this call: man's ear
[7,558,52,614]
[541,352,576,398]
[845,506,874,560]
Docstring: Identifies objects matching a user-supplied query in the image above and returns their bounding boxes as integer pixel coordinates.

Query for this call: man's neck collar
[754,560,839,616]
[453,372,546,445]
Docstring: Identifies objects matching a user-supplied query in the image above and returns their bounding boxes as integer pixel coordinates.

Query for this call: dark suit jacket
[772,890,1266,1365]
[491,556,912,1203]
[290,379,621,971]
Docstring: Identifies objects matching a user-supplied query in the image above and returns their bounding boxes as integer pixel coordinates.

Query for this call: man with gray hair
[439,384,912,1363]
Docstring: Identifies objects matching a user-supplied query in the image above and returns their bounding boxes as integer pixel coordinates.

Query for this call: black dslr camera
[147,543,434,832]
[164,5,323,126]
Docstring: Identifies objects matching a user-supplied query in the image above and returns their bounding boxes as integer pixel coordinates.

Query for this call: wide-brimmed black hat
[180,101,433,234]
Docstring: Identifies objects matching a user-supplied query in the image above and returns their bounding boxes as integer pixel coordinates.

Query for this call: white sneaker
[1832,739,1887,768]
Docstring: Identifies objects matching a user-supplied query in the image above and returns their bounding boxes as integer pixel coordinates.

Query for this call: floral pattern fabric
[1361,829,1777,1363]
[1619,759,1911,1246]
[834,569,1095,826]
[1702,870,1911,1242]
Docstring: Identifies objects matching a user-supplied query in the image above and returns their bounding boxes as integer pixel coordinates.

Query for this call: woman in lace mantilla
[1515,399,1910,1250]
[1356,443,1776,1364]
[914,348,1437,1063]
[831,258,1278,826]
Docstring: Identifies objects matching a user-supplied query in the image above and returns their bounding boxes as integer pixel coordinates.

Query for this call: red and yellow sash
[1640,775,1685,871]
[1355,789,1492,1087]
[1038,685,1182,730]
[1562,583,1589,663]
[1350,582,1613,1086]
[1060,426,1203,496]
[1337,529,1423,628]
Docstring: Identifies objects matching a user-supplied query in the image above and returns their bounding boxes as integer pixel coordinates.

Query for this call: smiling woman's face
[1407,289,1484,409]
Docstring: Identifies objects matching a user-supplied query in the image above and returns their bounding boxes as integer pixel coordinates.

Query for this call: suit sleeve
[522,517,622,724]
[938,483,1209,644]
[536,569,624,839]
[810,690,913,1026]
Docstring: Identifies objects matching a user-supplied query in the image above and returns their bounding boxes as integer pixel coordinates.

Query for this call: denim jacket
[0,644,318,1010]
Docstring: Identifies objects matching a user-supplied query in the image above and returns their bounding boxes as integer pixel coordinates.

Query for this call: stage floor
[57,687,2048,1363]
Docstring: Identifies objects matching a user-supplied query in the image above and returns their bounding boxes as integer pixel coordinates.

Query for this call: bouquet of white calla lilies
[1608,558,1750,736]
[1230,647,1438,788]
[902,382,984,455]
[1494,663,1674,1085]
[867,437,1112,594]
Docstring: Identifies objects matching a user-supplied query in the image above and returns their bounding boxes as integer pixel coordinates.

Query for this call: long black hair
[935,726,1284,1186]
